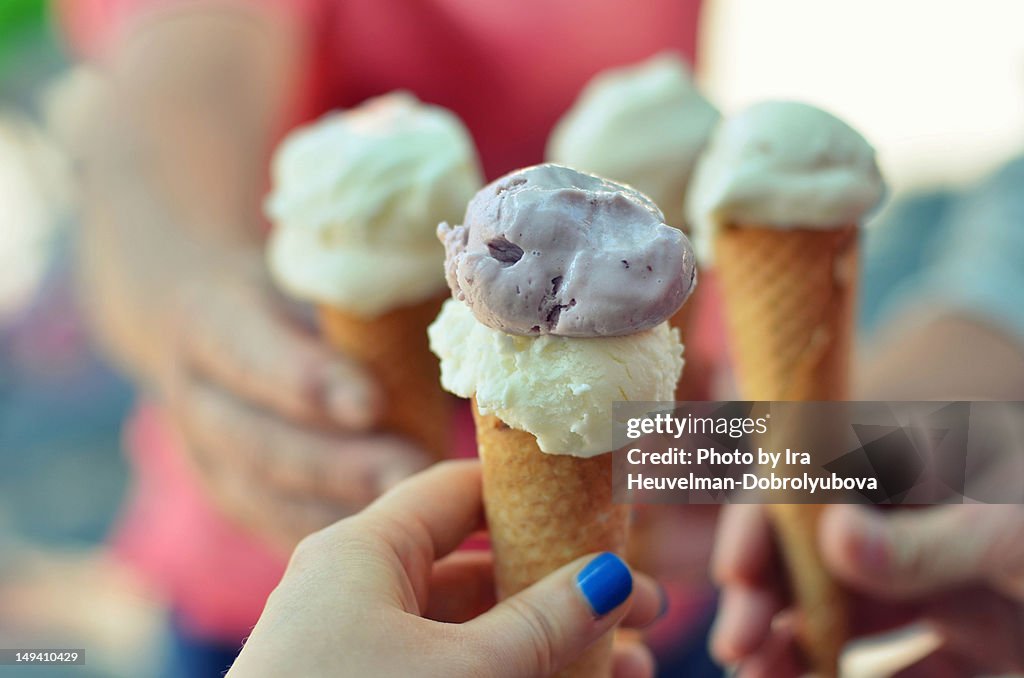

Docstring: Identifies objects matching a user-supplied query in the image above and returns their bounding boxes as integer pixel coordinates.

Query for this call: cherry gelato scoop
[438,163,695,337]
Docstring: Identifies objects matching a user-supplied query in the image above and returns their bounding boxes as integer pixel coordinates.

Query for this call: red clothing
[59,0,700,178]
[60,0,702,640]
[112,405,286,637]
[112,400,479,639]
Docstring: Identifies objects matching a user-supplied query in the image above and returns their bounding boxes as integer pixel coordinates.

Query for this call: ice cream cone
[318,295,453,460]
[431,164,692,677]
[472,400,630,678]
[716,224,859,677]
[265,93,482,461]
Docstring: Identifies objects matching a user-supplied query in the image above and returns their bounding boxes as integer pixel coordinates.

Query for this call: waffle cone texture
[318,295,452,460]
[472,400,630,678]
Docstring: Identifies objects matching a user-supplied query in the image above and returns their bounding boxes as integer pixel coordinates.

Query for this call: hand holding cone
[319,297,453,460]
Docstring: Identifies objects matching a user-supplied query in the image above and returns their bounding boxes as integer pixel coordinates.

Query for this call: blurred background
[701,0,1024,193]
[0,1,159,677]
[1,0,1022,676]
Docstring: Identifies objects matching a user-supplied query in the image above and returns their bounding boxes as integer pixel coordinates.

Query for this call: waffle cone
[318,295,452,460]
[472,400,630,678]
[716,224,859,677]
[715,225,857,401]
[770,502,845,675]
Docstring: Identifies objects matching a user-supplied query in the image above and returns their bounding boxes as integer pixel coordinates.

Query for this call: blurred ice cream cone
[687,101,885,676]
[266,92,482,457]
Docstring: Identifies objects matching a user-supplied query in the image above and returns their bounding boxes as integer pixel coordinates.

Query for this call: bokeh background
[1,0,1023,676]
[0,2,158,677]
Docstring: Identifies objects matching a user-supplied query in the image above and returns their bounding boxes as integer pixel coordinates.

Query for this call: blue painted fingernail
[576,552,633,617]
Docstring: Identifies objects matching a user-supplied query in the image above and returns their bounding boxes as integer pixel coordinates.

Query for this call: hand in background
[228,461,665,678]
[166,260,432,552]
[67,6,435,552]
[710,503,1024,676]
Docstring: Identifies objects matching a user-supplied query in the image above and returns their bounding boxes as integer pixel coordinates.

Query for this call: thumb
[820,505,1024,598]
[465,552,635,678]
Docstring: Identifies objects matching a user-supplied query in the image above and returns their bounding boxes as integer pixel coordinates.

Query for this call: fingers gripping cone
[472,401,630,678]
[716,224,858,676]
[319,296,453,460]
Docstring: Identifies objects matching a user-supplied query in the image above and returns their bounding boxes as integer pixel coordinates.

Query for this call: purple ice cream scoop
[439,163,696,337]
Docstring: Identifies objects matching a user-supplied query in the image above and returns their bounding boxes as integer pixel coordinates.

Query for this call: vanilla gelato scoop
[266,92,482,316]
[547,53,719,228]
[686,101,885,264]
[429,298,683,456]
[439,163,696,337]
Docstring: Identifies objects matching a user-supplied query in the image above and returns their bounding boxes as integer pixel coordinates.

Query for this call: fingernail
[576,552,633,617]
[641,582,671,629]
[655,582,670,620]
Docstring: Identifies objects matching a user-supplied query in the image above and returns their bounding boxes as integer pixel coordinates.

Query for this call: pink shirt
[60,0,703,640]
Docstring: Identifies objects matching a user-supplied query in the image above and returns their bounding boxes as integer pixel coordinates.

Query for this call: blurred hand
[67,6,435,553]
[228,461,664,678]
[166,259,431,552]
[629,504,719,586]
[710,503,1024,676]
